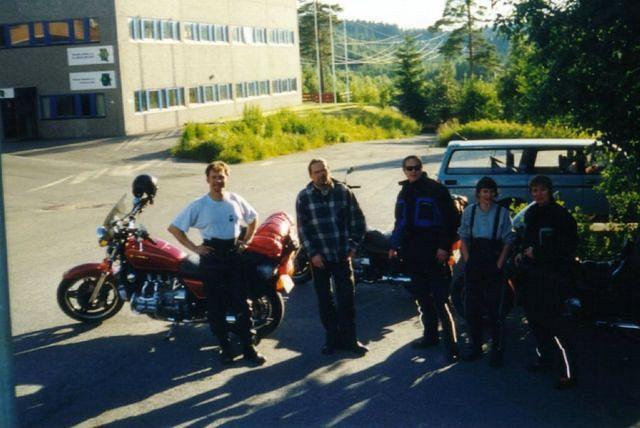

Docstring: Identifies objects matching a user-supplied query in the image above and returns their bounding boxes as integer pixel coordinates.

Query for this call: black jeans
[407,260,457,352]
[311,259,358,346]
[200,252,253,346]
[523,268,576,380]
[464,262,508,354]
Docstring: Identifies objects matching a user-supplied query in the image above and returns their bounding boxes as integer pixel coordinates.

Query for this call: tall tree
[394,36,427,123]
[298,1,343,91]
[430,0,498,77]
[498,0,640,220]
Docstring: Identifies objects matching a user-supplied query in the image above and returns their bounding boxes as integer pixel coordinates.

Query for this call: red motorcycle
[57,176,298,339]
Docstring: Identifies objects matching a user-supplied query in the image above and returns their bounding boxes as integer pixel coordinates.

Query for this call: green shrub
[437,119,592,147]
[176,106,420,163]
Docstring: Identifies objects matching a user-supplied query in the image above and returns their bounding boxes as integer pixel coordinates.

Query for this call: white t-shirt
[171,192,258,240]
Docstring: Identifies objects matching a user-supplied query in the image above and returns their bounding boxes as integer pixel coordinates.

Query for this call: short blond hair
[206,161,230,176]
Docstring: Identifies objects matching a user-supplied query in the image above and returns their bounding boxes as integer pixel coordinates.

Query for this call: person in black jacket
[389,155,459,361]
[518,175,578,389]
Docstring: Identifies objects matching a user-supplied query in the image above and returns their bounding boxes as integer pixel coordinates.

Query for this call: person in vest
[519,175,578,389]
[389,155,460,361]
[458,176,515,366]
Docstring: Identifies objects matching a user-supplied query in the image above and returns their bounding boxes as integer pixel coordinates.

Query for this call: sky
[332,0,447,29]
[331,0,503,30]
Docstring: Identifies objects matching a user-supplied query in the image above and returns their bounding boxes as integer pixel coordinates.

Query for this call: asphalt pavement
[2,133,639,427]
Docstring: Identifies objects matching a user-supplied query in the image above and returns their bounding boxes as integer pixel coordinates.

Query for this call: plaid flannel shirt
[296,179,366,262]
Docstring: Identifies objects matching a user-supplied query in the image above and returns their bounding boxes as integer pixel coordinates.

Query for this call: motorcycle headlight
[96,226,109,247]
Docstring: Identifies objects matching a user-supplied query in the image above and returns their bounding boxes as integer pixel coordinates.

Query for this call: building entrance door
[1,87,38,141]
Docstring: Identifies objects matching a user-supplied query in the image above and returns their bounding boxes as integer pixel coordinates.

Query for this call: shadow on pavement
[13,282,640,427]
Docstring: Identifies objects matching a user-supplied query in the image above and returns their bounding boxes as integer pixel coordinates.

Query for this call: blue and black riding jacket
[390,173,458,261]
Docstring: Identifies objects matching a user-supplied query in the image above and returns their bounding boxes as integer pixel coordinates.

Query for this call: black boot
[411,336,439,349]
[321,332,339,355]
[219,338,234,365]
[243,344,266,366]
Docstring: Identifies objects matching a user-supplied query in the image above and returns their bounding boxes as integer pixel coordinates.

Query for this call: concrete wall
[1,0,302,138]
[115,0,302,136]
[0,0,125,138]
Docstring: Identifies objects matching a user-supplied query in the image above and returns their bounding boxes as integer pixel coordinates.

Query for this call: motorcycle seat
[179,254,203,280]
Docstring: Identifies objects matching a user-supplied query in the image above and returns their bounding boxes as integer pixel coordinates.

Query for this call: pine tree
[394,36,427,123]
[430,0,498,77]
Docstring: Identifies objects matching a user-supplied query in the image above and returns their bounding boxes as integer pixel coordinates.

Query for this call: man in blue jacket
[389,155,459,361]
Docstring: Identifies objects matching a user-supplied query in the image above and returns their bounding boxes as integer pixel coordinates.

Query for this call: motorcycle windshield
[103,194,128,227]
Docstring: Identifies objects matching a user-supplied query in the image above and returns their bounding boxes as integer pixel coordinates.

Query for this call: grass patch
[172,105,420,163]
[436,119,593,147]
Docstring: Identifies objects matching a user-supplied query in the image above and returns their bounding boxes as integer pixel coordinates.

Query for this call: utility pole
[313,0,323,104]
[328,13,337,104]
[0,104,17,428]
[343,20,350,103]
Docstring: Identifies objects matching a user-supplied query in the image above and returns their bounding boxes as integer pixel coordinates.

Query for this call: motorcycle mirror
[346,166,355,175]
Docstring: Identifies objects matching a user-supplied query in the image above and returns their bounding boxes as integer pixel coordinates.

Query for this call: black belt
[203,238,237,256]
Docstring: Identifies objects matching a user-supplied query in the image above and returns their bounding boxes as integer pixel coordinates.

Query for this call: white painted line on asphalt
[27,175,73,193]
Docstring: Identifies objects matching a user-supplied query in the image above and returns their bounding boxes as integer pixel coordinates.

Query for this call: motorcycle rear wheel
[57,275,124,323]
[253,288,284,339]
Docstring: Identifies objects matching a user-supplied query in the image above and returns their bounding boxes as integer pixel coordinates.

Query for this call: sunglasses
[404,165,422,172]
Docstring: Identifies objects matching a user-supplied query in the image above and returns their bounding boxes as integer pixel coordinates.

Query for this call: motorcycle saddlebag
[246,211,297,260]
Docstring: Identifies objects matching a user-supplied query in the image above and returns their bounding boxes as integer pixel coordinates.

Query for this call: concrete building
[0,0,302,140]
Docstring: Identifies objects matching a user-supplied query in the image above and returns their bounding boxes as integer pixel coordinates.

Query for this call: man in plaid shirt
[296,158,368,356]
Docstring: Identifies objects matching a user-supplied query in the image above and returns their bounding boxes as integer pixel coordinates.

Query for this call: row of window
[236,80,270,98]
[189,83,233,104]
[185,22,229,43]
[128,18,180,41]
[35,78,298,119]
[272,78,298,94]
[40,93,105,120]
[134,88,186,112]
[0,18,99,49]
[134,78,298,113]
[127,17,294,45]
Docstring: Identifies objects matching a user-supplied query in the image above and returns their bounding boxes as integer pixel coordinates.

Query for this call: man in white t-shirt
[168,161,264,366]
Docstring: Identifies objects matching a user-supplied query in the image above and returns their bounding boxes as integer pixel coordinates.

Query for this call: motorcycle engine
[130,274,191,320]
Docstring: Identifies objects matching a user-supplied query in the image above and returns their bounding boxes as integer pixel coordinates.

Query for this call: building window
[236,80,271,99]
[272,78,298,94]
[32,22,46,45]
[185,22,229,43]
[9,24,29,47]
[0,18,99,48]
[129,18,179,41]
[269,29,295,45]
[40,93,106,119]
[188,83,233,104]
[48,21,71,43]
[135,88,185,113]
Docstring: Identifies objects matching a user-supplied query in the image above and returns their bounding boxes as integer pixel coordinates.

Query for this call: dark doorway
[1,87,38,141]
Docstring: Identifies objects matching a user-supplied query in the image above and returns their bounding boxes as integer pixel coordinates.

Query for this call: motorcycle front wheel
[252,288,284,339]
[57,275,124,323]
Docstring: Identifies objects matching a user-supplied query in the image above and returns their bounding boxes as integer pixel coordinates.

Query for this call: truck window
[446,149,524,174]
[532,148,586,174]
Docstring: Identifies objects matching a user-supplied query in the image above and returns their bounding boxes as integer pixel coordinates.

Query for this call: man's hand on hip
[194,245,214,256]
[435,248,449,263]
[311,254,325,269]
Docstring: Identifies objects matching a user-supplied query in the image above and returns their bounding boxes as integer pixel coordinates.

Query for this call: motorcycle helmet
[132,174,158,199]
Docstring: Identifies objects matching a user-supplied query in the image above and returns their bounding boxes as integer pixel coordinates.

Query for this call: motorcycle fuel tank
[125,238,187,272]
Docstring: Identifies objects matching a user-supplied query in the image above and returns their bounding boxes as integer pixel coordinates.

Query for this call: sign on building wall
[67,46,115,66]
[0,88,15,99]
[69,71,117,91]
